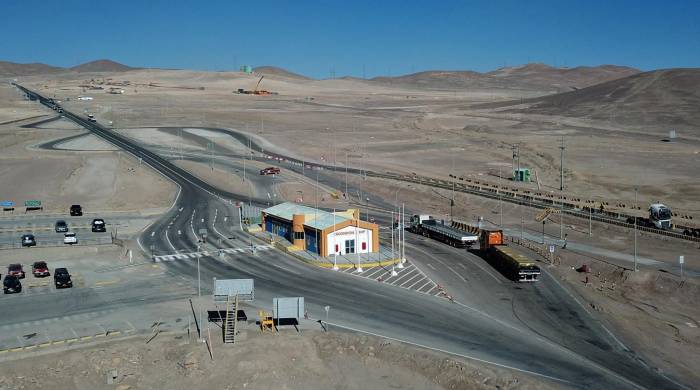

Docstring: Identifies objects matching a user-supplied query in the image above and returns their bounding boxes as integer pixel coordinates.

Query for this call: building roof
[263,202,351,230]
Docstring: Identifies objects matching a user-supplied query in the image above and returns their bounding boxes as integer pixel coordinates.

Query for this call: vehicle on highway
[7,264,25,279]
[32,261,50,278]
[478,230,540,282]
[408,214,478,248]
[54,268,72,289]
[55,220,68,233]
[3,275,22,294]
[87,114,96,122]
[21,234,36,247]
[69,204,83,216]
[63,232,78,245]
[626,203,673,230]
[260,167,280,175]
[91,218,106,232]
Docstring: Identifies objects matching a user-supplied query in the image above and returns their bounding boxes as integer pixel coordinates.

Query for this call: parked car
[8,264,25,279]
[69,204,82,216]
[32,261,50,277]
[63,232,78,245]
[3,275,22,294]
[91,218,106,233]
[55,220,68,233]
[54,268,72,289]
[21,234,36,247]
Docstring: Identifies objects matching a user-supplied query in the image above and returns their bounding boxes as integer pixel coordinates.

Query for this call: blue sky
[2,0,699,78]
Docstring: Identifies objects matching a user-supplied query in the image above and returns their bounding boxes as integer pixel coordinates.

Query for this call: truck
[408,215,478,248]
[626,202,673,230]
[260,167,280,176]
[478,230,540,282]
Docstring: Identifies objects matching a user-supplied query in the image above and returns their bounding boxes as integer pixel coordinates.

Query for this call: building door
[345,239,355,254]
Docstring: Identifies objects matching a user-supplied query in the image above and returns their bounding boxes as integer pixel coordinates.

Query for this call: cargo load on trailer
[408,214,478,248]
[478,230,540,282]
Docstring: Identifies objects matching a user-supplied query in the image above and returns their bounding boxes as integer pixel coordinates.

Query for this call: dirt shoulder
[0,329,560,390]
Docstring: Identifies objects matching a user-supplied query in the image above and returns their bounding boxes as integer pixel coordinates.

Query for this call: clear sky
[2,0,699,78]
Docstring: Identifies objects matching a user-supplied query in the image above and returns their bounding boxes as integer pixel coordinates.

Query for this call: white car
[63,232,78,245]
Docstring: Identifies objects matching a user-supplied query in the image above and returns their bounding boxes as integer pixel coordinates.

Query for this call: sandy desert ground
[11,66,700,217]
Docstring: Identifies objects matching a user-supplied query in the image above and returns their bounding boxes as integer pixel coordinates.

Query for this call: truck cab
[649,203,672,229]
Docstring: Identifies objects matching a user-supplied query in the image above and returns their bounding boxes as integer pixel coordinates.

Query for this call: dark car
[8,264,25,279]
[32,261,50,277]
[21,234,36,247]
[54,268,72,289]
[4,275,22,294]
[91,218,106,233]
[55,220,68,233]
[69,204,82,216]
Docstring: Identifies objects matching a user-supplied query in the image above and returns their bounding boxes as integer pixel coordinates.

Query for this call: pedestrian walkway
[340,261,442,297]
[153,245,272,262]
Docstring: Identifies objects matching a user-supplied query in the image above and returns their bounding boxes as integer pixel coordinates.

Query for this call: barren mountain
[253,66,311,80]
[0,61,65,77]
[501,68,700,134]
[70,59,134,73]
[487,63,640,90]
[370,63,639,92]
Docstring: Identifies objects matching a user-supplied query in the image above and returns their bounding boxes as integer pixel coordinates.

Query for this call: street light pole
[634,187,638,272]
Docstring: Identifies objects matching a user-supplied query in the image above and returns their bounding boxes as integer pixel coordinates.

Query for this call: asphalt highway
[12,84,685,389]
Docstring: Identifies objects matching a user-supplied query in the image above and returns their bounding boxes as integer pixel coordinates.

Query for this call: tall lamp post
[634,187,638,272]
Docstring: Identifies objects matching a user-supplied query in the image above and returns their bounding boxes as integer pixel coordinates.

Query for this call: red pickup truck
[260,167,280,175]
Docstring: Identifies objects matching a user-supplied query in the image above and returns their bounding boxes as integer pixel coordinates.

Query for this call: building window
[294,231,304,240]
[345,239,355,254]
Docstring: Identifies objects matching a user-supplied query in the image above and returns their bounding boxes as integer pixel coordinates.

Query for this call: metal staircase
[223,295,239,343]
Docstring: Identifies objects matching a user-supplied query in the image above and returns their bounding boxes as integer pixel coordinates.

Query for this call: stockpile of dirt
[0,330,558,390]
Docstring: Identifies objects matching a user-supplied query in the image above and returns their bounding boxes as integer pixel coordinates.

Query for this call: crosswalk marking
[153,245,273,262]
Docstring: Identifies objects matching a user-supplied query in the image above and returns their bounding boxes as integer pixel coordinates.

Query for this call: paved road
[12,84,686,389]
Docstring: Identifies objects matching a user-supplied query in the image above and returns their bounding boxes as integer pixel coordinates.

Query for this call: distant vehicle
[32,261,50,278]
[478,230,540,282]
[77,96,93,101]
[58,108,63,114]
[55,220,68,233]
[21,234,36,247]
[8,264,25,279]
[63,232,78,245]
[54,268,72,289]
[3,275,22,294]
[91,218,106,232]
[625,203,673,230]
[260,167,280,175]
[69,204,83,216]
[408,214,478,248]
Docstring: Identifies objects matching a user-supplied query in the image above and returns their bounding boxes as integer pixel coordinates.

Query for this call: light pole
[542,221,546,244]
[634,187,638,272]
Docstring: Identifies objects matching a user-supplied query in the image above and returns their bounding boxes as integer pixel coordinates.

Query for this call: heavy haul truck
[478,230,540,282]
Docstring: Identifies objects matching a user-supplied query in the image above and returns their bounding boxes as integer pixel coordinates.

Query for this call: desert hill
[0,61,65,77]
[370,63,640,92]
[253,66,311,80]
[497,68,700,133]
[70,59,134,73]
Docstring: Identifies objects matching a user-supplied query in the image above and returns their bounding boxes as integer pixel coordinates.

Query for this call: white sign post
[679,255,684,279]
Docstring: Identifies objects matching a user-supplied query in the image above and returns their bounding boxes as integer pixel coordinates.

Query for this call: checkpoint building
[261,202,379,257]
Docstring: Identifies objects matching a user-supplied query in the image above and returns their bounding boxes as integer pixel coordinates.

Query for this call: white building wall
[326,225,373,255]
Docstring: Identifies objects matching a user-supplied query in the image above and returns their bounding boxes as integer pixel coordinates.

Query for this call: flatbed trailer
[409,215,478,248]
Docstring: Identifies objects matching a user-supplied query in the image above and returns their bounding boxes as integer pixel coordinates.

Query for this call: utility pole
[499,165,503,226]
[559,137,565,191]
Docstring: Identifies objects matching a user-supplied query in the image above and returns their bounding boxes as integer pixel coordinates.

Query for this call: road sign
[24,200,41,207]
[549,245,555,253]
[679,256,684,264]
[0,201,14,207]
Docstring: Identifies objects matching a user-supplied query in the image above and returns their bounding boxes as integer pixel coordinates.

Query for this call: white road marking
[399,273,423,288]
[446,265,467,282]
[426,263,436,270]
